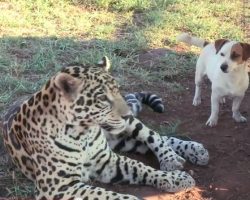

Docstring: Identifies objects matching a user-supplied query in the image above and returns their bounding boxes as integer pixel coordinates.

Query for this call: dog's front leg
[193,84,202,106]
[206,91,220,127]
[193,67,204,106]
[232,96,247,123]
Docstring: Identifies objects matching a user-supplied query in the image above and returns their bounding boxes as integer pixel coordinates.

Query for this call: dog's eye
[220,53,225,57]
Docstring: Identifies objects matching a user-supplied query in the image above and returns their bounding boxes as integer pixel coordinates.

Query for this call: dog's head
[215,39,250,73]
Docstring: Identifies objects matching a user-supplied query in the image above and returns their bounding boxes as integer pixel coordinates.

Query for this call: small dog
[177,33,250,126]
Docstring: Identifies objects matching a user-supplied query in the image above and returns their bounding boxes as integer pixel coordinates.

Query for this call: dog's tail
[177,33,209,48]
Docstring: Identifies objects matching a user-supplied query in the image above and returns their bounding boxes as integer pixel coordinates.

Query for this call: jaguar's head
[52,56,132,134]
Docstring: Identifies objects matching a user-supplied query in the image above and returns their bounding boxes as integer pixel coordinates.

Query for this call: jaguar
[2,56,209,200]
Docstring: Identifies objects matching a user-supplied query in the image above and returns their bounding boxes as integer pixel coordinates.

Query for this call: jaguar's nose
[115,98,132,116]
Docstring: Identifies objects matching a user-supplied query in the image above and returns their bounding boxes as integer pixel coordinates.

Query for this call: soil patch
[103,49,250,200]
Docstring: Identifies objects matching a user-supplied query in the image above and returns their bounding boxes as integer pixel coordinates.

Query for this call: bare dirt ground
[127,76,250,200]
[98,77,250,200]
[102,49,250,200]
[1,49,250,200]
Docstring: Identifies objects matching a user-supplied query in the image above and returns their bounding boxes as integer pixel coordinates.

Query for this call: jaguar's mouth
[100,122,126,135]
[100,123,114,131]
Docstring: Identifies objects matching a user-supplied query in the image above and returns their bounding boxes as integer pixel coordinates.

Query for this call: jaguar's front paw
[159,170,195,193]
[162,136,209,166]
[186,142,209,165]
[159,154,186,171]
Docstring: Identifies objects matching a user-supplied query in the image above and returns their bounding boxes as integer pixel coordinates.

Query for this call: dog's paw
[219,97,226,104]
[233,114,247,123]
[193,97,201,106]
[206,116,218,127]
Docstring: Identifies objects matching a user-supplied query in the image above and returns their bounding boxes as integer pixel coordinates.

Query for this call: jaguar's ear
[97,56,111,72]
[54,73,81,101]
[215,39,229,54]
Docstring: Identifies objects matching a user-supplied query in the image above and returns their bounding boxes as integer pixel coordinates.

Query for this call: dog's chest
[219,74,249,96]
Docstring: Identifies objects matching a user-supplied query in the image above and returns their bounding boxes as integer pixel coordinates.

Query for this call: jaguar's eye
[220,53,225,57]
[99,95,108,101]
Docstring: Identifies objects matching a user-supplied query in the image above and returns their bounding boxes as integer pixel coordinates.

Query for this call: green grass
[73,0,176,11]
[0,0,246,197]
[158,120,181,136]
[6,184,34,198]
[0,169,34,198]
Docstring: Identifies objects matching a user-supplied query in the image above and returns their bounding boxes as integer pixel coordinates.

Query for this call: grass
[146,119,181,136]
[0,168,34,198]
[6,184,34,198]
[0,0,245,113]
[0,0,246,197]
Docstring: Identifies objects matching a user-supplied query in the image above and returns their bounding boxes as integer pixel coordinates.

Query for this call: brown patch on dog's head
[215,39,229,54]
[240,43,250,61]
[203,41,209,47]
[230,43,244,64]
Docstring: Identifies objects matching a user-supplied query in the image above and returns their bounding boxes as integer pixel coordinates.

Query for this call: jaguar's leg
[106,131,209,166]
[162,136,209,166]
[122,116,186,171]
[35,152,195,200]
[35,179,139,200]
[105,132,149,154]
[95,152,195,193]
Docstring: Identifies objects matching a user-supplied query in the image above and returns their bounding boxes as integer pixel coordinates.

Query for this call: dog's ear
[215,39,229,54]
[240,43,250,61]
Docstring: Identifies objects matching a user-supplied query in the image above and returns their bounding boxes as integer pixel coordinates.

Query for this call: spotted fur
[2,57,208,200]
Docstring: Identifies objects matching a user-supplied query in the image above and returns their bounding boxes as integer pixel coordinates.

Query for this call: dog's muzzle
[220,63,228,73]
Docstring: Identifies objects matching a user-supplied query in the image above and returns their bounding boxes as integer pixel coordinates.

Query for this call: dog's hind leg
[232,96,247,123]
[193,60,205,106]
